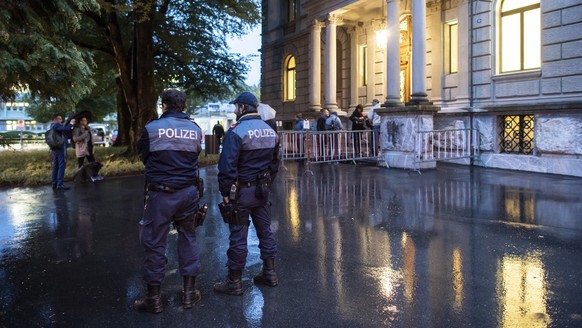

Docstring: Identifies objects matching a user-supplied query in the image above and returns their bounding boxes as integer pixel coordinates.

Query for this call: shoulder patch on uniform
[230,123,238,129]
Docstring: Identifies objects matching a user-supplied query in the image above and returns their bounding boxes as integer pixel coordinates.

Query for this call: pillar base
[407,93,432,106]
[309,105,323,112]
[383,151,436,170]
[382,101,405,108]
[324,103,339,111]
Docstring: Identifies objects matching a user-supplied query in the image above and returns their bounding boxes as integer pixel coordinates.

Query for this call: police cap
[230,91,259,108]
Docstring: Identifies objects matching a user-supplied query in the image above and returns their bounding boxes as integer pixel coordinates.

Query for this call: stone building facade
[261,0,582,177]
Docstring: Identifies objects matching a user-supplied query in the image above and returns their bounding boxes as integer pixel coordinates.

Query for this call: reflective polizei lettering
[248,128,277,139]
[158,128,198,140]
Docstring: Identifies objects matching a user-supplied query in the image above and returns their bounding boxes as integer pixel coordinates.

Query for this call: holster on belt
[173,203,207,232]
[218,202,249,226]
[194,203,208,227]
[196,177,204,198]
[255,172,271,199]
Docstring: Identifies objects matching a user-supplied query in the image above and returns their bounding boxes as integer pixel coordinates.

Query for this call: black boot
[253,258,278,287]
[134,284,163,314]
[213,269,244,295]
[183,276,201,309]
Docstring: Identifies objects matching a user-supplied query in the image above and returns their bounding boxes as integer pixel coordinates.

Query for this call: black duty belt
[238,181,256,188]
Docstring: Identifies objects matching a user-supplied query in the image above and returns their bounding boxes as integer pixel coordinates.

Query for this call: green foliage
[0,0,98,106]
[153,0,261,98]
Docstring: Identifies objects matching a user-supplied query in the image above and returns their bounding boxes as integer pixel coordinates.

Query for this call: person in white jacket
[367,99,381,154]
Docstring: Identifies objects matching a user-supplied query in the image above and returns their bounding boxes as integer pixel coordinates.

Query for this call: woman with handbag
[72,117,103,181]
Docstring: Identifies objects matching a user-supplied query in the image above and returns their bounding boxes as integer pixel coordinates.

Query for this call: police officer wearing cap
[214,91,280,295]
[134,89,203,313]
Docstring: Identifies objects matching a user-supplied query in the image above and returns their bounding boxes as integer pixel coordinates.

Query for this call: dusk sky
[227,26,261,86]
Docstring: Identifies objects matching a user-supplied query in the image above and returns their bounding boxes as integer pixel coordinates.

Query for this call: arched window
[284,55,296,101]
[500,0,540,73]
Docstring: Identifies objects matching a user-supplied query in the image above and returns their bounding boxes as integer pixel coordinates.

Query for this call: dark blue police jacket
[218,113,280,197]
[50,122,73,149]
[137,111,202,189]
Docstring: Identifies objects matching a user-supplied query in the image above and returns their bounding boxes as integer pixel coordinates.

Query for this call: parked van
[88,123,109,146]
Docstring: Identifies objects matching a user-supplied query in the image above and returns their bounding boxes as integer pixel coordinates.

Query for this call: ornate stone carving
[311,19,325,30]
[327,13,343,25]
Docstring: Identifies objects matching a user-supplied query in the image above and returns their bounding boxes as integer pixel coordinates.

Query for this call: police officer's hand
[223,196,229,204]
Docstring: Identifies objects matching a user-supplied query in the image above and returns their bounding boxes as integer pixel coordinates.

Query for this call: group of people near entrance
[133,89,279,313]
[305,99,382,156]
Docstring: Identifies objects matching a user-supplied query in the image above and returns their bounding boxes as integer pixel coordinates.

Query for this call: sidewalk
[0,162,581,327]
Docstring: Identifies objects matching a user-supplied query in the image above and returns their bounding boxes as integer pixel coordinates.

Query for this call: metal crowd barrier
[416,128,480,164]
[279,130,380,174]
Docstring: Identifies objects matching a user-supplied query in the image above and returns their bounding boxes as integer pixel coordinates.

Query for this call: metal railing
[416,128,479,163]
[280,130,381,174]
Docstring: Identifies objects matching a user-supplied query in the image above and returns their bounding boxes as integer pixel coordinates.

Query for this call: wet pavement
[1,162,581,327]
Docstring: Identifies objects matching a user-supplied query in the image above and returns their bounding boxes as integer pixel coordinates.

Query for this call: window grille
[499,115,534,154]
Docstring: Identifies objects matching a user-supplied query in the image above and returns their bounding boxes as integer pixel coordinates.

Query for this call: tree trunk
[129,12,157,153]
[103,4,157,155]
[114,77,130,147]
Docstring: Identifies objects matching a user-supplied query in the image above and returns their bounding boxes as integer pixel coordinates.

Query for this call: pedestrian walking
[72,116,103,181]
[49,114,74,190]
[212,120,225,150]
[134,89,204,313]
[215,91,280,295]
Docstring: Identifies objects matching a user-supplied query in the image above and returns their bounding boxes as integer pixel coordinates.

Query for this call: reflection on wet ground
[0,163,581,327]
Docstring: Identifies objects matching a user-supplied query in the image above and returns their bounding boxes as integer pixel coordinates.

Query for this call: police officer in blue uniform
[214,91,280,295]
[134,89,203,313]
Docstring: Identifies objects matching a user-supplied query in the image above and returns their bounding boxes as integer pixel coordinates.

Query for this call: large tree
[1,0,260,152]
[0,0,97,108]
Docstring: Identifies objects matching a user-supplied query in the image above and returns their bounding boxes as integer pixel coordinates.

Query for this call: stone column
[385,0,403,106]
[455,0,471,109]
[427,2,443,105]
[310,20,324,111]
[366,22,377,108]
[410,0,430,104]
[324,14,341,111]
[348,26,358,112]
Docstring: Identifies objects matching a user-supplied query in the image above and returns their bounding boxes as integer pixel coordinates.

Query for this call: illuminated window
[499,115,534,154]
[284,55,296,101]
[444,20,458,74]
[6,120,17,131]
[500,0,540,73]
[360,46,368,86]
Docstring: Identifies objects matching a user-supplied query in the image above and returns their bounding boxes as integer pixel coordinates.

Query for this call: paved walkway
[0,162,581,327]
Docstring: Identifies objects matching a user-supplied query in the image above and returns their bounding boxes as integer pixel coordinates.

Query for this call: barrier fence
[279,128,480,174]
[416,128,479,164]
[279,130,380,173]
